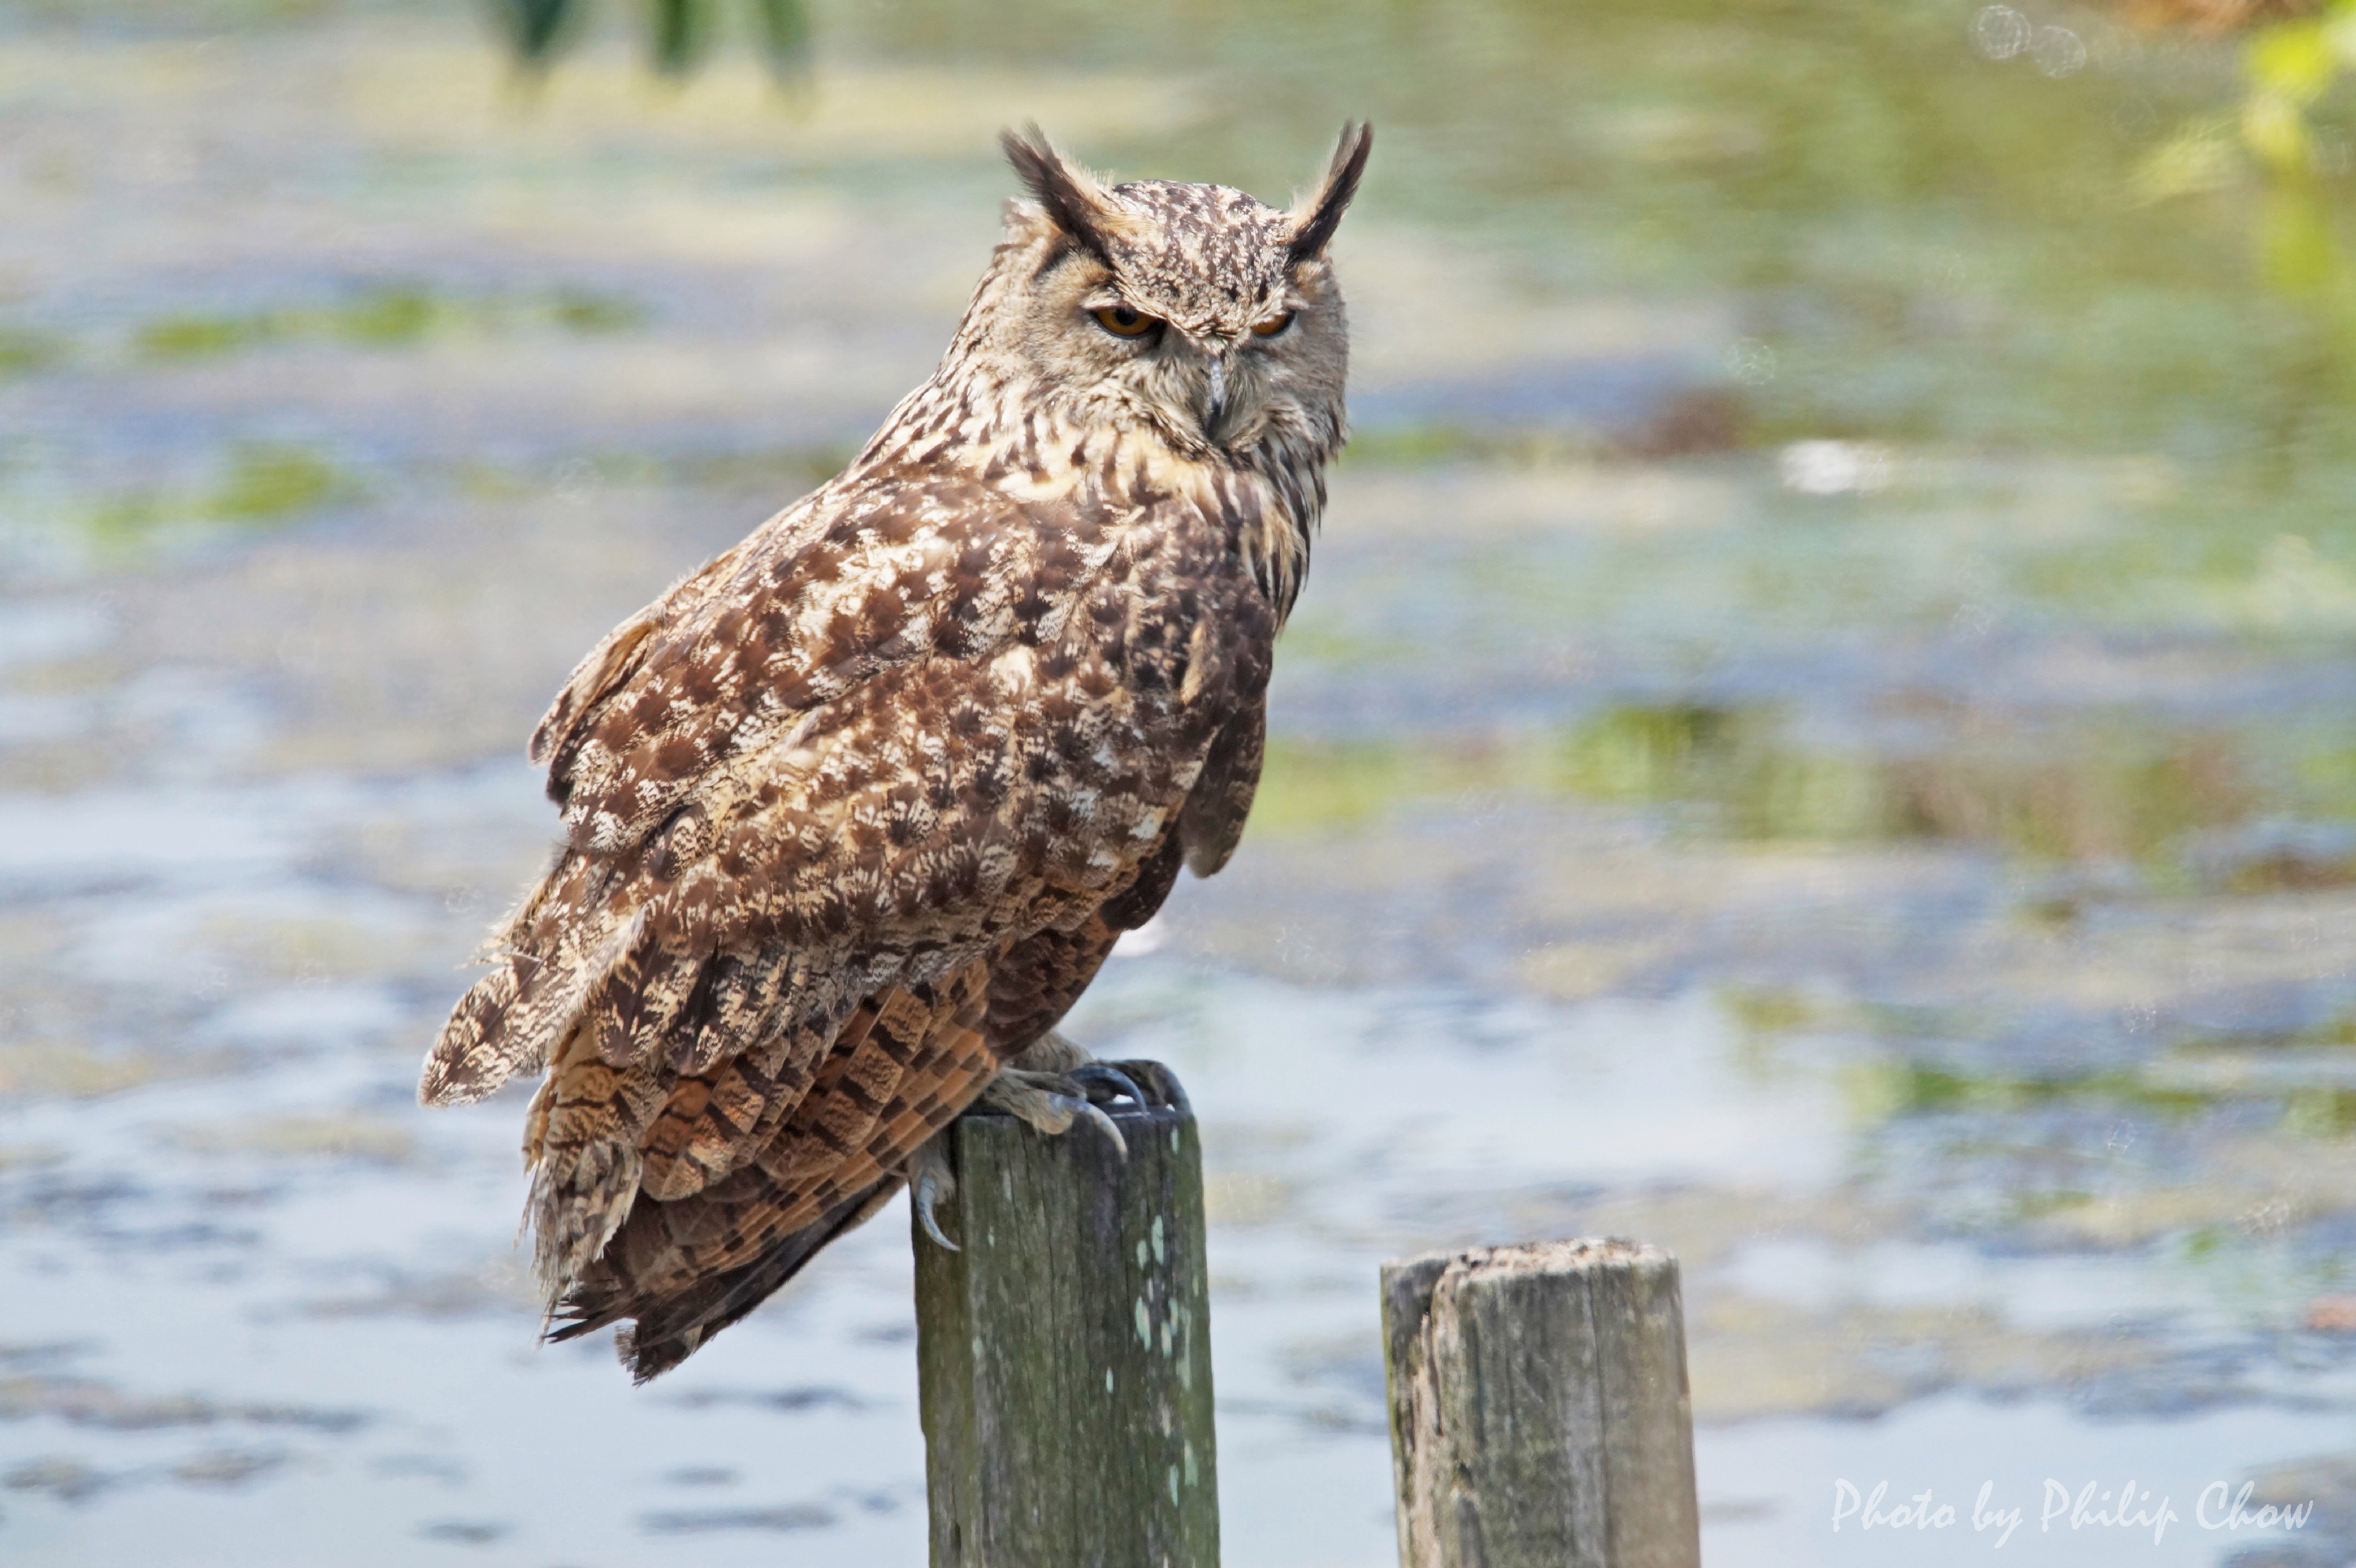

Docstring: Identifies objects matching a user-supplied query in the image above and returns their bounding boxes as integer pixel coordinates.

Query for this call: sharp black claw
[1048,1093,1128,1162]
[1067,1063,1146,1108]
[1107,1058,1192,1118]
[914,1167,959,1252]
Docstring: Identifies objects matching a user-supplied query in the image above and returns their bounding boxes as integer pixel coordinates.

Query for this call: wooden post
[1381,1239,1700,1568]
[914,1102,1218,1567]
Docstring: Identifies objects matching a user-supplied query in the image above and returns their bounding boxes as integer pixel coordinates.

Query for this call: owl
[418,122,1373,1380]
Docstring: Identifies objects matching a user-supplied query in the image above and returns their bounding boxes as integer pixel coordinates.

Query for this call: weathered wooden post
[914,1101,1218,1567]
[1381,1239,1700,1568]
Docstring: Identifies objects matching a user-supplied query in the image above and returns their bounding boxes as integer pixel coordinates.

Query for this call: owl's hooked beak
[1202,356,1228,441]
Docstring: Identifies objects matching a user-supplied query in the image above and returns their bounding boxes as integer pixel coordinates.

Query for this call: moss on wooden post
[1381,1238,1700,1568]
[914,1102,1218,1567]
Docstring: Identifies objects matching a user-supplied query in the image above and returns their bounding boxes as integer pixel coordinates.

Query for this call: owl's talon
[1067,1062,1146,1108]
[1059,1094,1129,1163]
[916,1175,958,1252]
[975,1069,1125,1161]
[1103,1058,1191,1118]
[909,1139,959,1252]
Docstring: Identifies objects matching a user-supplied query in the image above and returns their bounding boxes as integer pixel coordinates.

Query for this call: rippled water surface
[9,2,2356,1563]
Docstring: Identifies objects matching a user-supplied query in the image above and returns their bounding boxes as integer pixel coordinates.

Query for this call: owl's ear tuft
[1287,121,1374,265]
[1001,124,1129,267]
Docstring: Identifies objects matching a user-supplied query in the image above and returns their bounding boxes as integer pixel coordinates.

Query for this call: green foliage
[2241,7,2351,171]
[2141,3,2356,288]
[748,0,810,71]
[496,0,811,76]
[650,0,708,73]
[500,0,576,61]
[2137,7,2356,194]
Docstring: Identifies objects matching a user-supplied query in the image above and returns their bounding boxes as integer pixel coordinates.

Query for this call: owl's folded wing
[536,473,1125,859]
[419,473,1255,1293]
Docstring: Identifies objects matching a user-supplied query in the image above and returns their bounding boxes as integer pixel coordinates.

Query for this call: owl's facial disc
[1065,272,1327,451]
[995,126,1370,460]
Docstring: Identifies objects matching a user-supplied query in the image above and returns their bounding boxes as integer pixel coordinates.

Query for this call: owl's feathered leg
[904,1061,1125,1252]
[909,1032,1191,1252]
[1005,1030,1190,1115]
[979,1068,1128,1152]
[997,1029,1190,1121]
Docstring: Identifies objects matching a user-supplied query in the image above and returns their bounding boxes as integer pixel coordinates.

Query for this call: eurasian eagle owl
[419,123,1373,1380]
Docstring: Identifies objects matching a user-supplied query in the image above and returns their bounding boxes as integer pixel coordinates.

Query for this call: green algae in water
[86,443,358,545]
[0,325,68,377]
[134,280,646,363]
[333,283,438,347]
[1254,702,2272,869]
[137,313,268,360]
[1333,422,1616,470]
[1845,1058,2217,1124]
[207,444,347,520]
[547,287,644,334]
[1248,735,1479,835]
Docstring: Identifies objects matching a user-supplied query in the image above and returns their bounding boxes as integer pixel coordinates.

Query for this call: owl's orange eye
[1092,304,1161,339]
[1251,311,1296,337]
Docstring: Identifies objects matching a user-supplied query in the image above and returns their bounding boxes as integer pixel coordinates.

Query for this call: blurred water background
[9,0,2356,1563]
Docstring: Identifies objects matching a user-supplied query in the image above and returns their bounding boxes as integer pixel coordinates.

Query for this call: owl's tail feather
[551,1177,904,1383]
[521,998,690,1299]
[529,1135,647,1300]
[543,963,1002,1379]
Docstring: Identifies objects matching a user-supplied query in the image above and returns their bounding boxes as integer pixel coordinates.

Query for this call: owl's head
[980,124,1372,464]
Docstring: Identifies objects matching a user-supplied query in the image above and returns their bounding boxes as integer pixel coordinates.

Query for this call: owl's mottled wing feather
[527,540,746,777]
[1178,704,1264,876]
[546,473,1121,860]
[423,462,1267,1314]
[982,830,1181,1051]
[425,475,1122,1104]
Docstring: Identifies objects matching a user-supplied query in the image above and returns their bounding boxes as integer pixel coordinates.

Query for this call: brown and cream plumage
[419,123,1372,1380]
